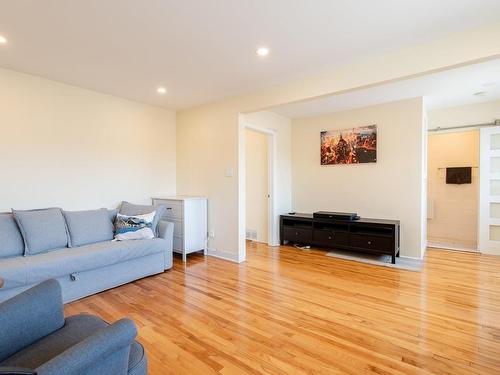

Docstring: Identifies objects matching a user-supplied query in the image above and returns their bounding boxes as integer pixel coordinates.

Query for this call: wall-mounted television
[446,167,472,184]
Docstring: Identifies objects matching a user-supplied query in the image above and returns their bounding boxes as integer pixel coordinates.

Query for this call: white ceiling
[272,58,500,118]
[0,1,500,109]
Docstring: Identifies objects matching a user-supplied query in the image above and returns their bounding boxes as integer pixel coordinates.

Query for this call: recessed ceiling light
[157,87,167,94]
[256,47,269,57]
[0,36,7,44]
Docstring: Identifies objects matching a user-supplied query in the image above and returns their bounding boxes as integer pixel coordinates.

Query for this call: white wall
[428,99,500,129]
[176,23,500,261]
[0,68,176,212]
[291,98,425,258]
[245,129,268,243]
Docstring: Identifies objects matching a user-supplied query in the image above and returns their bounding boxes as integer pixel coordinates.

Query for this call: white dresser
[152,196,207,262]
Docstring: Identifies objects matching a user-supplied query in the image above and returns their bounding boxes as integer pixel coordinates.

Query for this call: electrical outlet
[208,230,215,238]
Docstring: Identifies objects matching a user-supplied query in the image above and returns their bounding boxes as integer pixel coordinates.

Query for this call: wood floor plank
[66,244,500,374]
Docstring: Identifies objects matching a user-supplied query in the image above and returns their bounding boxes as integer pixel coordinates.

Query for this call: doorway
[426,129,480,252]
[238,117,280,263]
[245,128,269,245]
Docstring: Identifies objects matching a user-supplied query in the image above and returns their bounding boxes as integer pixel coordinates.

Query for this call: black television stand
[280,213,400,264]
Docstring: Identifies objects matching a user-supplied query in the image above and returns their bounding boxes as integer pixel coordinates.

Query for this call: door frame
[238,120,278,262]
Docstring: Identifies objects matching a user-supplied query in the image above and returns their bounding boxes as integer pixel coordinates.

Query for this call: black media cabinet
[280,213,400,264]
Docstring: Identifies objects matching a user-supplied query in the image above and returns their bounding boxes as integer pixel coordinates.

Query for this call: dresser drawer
[283,227,313,244]
[313,230,349,247]
[154,199,183,220]
[350,234,393,252]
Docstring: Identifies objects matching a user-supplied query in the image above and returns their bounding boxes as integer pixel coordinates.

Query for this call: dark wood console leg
[392,255,396,264]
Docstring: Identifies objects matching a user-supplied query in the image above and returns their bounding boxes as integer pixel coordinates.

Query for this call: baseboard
[207,248,242,263]
[400,255,424,260]
[427,242,478,253]
[246,239,280,247]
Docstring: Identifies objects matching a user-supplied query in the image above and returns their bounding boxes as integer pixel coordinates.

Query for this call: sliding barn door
[479,126,500,255]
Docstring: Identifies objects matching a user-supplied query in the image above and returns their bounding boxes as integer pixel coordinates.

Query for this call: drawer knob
[295,232,299,235]
[367,241,372,245]
[328,236,332,240]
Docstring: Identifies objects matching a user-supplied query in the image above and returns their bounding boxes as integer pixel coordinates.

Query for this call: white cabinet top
[152,195,207,201]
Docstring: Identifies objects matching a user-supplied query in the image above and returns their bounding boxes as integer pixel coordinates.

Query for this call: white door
[479,126,500,255]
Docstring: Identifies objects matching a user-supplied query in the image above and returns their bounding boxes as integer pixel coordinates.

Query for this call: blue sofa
[0,206,174,303]
[0,279,146,375]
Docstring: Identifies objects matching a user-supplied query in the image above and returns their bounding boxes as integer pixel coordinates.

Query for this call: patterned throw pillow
[114,211,156,241]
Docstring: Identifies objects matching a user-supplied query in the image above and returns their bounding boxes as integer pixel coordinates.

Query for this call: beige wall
[428,99,500,129]
[427,131,479,250]
[176,23,500,261]
[0,68,176,212]
[245,129,268,243]
[291,98,425,258]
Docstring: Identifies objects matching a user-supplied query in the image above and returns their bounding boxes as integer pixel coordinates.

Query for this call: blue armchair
[0,280,147,375]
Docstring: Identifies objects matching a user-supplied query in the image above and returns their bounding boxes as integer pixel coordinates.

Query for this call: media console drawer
[350,234,393,252]
[283,227,313,243]
[313,230,349,247]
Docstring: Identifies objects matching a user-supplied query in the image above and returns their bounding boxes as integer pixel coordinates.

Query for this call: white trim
[427,242,478,253]
[399,255,424,260]
[207,248,241,263]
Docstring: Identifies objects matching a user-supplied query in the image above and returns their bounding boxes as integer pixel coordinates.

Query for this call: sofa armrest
[0,280,64,362]
[157,220,174,270]
[36,318,137,375]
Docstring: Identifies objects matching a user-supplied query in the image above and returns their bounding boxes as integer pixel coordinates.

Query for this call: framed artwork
[320,125,377,165]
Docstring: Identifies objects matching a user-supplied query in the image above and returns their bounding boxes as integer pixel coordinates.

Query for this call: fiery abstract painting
[320,125,377,165]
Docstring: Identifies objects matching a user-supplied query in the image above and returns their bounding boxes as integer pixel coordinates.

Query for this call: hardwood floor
[66,243,500,374]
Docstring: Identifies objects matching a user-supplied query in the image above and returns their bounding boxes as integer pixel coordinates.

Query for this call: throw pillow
[114,212,156,241]
[119,201,166,236]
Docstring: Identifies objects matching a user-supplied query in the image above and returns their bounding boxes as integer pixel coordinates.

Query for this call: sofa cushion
[0,213,25,258]
[27,238,167,286]
[63,209,114,247]
[119,202,166,236]
[12,208,68,256]
[0,256,29,290]
[108,208,119,222]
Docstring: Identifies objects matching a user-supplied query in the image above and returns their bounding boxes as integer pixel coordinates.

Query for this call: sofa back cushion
[0,213,25,258]
[119,201,166,236]
[63,208,115,247]
[108,208,118,222]
[12,208,69,256]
